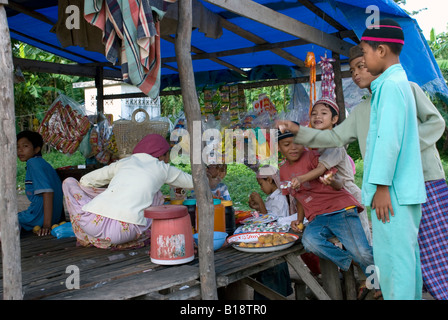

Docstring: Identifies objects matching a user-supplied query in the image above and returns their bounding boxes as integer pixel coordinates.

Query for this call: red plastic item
[144,205,194,265]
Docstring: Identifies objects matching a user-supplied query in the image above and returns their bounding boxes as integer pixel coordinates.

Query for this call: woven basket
[113,108,170,158]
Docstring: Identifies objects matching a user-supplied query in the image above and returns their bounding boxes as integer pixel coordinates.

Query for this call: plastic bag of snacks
[38,94,91,154]
[90,114,118,164]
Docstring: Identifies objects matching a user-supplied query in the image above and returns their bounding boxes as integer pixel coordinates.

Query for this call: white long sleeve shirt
[80,153,193,225]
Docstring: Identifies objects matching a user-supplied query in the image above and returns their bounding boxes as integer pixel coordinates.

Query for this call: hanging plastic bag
[38,94,91,154]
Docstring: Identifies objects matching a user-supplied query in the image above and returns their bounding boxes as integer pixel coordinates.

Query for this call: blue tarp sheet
[5,0,448,99]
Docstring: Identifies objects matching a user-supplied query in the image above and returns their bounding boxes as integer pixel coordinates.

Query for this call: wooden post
[332,52,346,123]
[0,1,23,300]
[319,258,343,300]
[95,66,104,115]
[175,0,218,300]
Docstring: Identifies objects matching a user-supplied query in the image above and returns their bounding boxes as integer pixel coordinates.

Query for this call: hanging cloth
[51,0,105,55]
[84,0,166,99]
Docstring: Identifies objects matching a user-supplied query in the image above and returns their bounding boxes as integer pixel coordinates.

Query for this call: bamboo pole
[0,0,23,300]
[175,0,217,300]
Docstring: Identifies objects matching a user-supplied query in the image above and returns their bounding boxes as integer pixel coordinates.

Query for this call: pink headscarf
[132,134,170,158]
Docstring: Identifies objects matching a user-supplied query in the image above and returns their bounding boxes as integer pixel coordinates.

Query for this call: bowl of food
[193,231,228,251]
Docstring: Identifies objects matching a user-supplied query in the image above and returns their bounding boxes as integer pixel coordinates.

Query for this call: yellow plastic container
[196,198,226,232]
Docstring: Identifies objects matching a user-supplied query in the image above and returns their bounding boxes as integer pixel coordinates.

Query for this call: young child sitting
[248,165,293,300]
[277,130,374,279]
[206,163,231,200]
[248,165,289,221]
[17,130,63,236]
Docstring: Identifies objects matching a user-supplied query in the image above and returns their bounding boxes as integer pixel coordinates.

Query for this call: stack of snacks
[38,94,91,154]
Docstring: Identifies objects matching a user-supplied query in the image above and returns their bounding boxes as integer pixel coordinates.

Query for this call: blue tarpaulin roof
[5,0,448,99]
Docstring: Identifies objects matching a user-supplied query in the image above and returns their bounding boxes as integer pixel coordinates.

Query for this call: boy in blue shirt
[359,19,426,299]
[17,131,63,236]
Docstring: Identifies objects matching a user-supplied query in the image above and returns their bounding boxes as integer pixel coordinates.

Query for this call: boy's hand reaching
[291,220,304,233]
[372,185,394,223]
[275,120,300,135]
[291,176,301,189]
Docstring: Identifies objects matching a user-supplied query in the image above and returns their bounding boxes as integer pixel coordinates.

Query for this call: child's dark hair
[17,130,44,156]
[362,40,403,56]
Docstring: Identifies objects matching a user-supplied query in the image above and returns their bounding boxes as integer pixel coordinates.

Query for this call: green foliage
[12,41,89,131]
[346,140,362,162]
[162,162,261,210]
[16,151,85,191]
[223,163,264,210]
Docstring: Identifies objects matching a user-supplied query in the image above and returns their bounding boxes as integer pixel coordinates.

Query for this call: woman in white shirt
[62,134,193,249]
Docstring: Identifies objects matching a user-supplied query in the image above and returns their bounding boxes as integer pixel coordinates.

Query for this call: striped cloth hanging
[84,0,168,99]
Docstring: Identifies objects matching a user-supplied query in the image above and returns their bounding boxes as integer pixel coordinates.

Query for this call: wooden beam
[13,57,122,80]
[101,70,352,99]
[163,30,356,64]
[285,253,331,300]
[5,1,55,25]
[162,35,247,76]
[220,17,305,68]
[242,277,288,300]
[161,62,178,73]
[0,2,23,300]
[163,38,307,63]
[296,0,359,44]
[10,28,108,65]
[204,0,353,57]
[95,66,104,114]
[175,0,217,300]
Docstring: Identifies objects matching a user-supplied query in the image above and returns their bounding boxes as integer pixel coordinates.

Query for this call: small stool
[144,205,194,265]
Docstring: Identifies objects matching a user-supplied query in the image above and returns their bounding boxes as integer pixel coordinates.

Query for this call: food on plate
[236,233,296,248]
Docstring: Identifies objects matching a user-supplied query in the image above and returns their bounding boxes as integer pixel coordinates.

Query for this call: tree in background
[12,40,88,131]
[427,27,448,156]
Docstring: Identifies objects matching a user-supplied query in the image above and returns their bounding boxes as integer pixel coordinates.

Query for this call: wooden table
[0,233,331,300]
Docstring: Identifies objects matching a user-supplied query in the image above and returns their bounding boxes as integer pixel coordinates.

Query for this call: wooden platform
[1,232,330,300]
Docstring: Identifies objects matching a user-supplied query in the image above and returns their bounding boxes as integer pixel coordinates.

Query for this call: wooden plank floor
[0,233,194,300]
[1,231,305,300]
